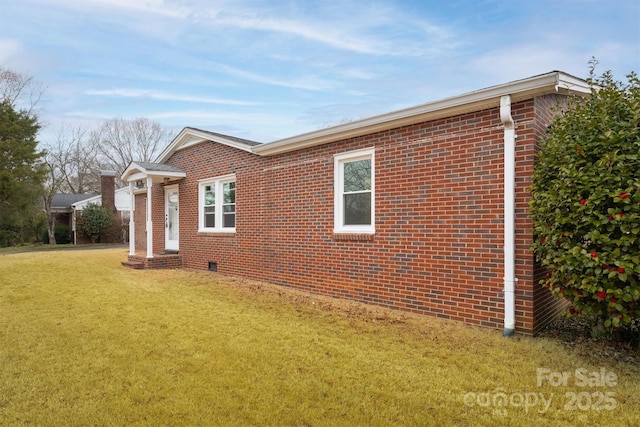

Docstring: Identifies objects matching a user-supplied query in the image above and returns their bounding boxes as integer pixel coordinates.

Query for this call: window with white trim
[199,174,236,232]
[334,148,375,234]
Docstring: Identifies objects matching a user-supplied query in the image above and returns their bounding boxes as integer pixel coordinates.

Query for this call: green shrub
[530,66,640,331]
[77,203,114,243]
[54,224,71,244]
[0,225,20,247]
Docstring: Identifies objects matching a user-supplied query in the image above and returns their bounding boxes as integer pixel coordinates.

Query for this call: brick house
[122,71,590,335]
[50,193,94,242]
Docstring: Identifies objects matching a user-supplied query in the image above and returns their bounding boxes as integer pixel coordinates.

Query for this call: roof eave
[121,162,186,183]
[253,71,590,156]
[156,127,255,164]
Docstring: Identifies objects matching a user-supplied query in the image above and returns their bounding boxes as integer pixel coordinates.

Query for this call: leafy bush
[77,203,114,243]
[0,225,20,247]
[54,224,71,244]
[530,66,640,331]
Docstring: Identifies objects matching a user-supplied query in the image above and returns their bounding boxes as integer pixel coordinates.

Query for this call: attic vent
[208,262,218,272]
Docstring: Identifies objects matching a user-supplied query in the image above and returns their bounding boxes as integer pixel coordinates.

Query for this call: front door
[165,185,179,251]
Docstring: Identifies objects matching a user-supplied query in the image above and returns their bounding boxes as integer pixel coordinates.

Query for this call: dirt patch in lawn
[232,277,411,325]
[536,315,640,365]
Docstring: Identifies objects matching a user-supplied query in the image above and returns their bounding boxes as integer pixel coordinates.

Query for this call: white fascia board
[122,164,186,183]
[187,128,254,153]
[123,171,148,182]
[137,170,186,183]
[253,71,590,156]
[72,187,131,210]
[555,72,592,95]
[71,195,101,209]
[155,127,254,164]
[121,161,146,182]
[154,127,191,164]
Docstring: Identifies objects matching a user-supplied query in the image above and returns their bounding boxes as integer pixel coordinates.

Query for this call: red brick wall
[134,193,146,252]
[100,173,116,213]
[139,95,568,335]
[151,183,166,254]
[530,94,572,333]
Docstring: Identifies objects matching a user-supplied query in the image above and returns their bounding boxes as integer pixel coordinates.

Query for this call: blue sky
[1,0,639,144]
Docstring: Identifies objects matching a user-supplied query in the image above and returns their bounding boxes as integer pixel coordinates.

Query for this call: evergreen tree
[0,100,46,246]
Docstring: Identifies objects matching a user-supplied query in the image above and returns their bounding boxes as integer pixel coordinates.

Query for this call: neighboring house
[72,187,132,217]
[50,194,94,242]
[71,186,132,244]
[72,171,132,244]
[122,71,591,336]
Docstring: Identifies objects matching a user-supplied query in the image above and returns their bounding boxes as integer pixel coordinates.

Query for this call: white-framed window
[199,174,236,232]
[334,148,375,234]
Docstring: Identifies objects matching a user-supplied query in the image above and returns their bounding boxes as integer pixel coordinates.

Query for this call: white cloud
[214,63,339,91]
[197,2,457,57]
[6,0,638,147]
[145,110,271,121]
[469,45,591,82]
[35,0,191,19]
[84,88,260,106]
[140,109,311,141]
[0,39,22,64]
[214,14,385,55]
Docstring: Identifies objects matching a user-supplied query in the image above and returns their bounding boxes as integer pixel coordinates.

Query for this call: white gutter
[501,95,516,336]
[253,71,590,156]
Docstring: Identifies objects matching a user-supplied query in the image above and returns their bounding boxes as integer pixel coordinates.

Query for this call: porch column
[128,181,135,256]
[146,176,153,259]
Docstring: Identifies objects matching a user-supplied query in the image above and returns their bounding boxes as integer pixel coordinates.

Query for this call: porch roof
[121,161,186,184]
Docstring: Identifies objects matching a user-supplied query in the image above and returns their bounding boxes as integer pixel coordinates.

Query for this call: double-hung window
[334,148,375,234]
[199,174,236,232]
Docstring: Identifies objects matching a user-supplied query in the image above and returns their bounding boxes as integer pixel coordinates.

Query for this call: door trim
[165,185,179,251]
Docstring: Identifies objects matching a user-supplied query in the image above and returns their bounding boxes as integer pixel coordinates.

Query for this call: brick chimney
[100,170,117,213]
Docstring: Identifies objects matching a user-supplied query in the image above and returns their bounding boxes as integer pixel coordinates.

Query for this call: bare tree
[41,126,100,244]
[42,144,70,245]
[0,67,46,117]
[91,117,172,179]
[58,126,101,194]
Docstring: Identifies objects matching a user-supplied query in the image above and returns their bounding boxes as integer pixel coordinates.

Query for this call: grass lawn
[1,248,638,426]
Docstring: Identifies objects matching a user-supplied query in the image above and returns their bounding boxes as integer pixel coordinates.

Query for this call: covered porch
[121,161,186,267]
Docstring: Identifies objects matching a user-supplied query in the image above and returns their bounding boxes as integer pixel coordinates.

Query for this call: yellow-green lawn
[0,248,638,426]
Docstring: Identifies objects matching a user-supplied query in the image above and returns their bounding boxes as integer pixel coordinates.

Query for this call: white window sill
[333,227,375,235]
[198,229,236,235]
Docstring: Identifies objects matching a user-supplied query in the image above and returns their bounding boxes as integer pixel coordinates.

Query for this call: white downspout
[129,181,135,256]
[146,177,153,259]
[501,95,517,336]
